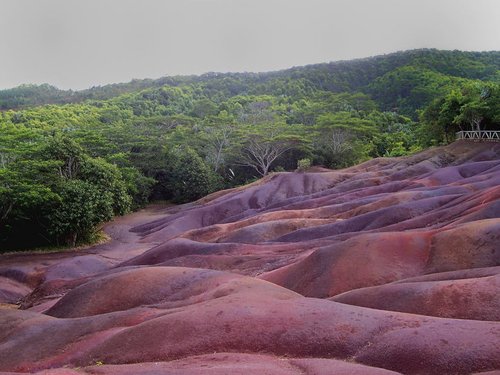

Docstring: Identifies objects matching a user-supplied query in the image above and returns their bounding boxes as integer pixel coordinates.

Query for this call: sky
[1,0,499,90]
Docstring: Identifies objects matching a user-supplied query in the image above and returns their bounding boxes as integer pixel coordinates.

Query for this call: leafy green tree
[47,179,114,246]
[79,157,131,216]
[119,167,155,209]
[419,91,463,145]
[310,111,374,168]
[164,147,220,203]
[452,82,500,131]
[419,82,500,145]
[0,166,59,248]
[191,99,219,118]
[0,135,133,249]
[41,135,85,179]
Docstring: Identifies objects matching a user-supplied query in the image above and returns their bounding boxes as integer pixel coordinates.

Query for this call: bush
[296,158,312,171]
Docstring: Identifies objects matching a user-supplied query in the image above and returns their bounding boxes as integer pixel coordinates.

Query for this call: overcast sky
[1,0,499,90]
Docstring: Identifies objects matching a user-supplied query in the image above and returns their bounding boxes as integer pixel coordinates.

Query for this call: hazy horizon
[1,0,499,90]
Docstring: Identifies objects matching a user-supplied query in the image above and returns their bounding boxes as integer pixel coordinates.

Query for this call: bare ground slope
[1,141,499,374]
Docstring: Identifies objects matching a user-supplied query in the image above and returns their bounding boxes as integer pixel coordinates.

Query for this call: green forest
[1,49,499,250]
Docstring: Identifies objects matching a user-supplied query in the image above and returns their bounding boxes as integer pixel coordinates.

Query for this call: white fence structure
[456,131,500,141]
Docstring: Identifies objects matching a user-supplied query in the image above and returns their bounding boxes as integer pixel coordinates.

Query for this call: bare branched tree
[239,138,294,176]
[205,124,234,172]
[323,129,352,154]
[235,125,299,176]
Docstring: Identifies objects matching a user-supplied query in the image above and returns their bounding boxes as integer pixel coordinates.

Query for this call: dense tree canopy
[0,49,498,251]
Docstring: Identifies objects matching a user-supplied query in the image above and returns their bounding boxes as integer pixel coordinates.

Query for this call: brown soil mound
[1,267,499,374]
[332,266,500,320]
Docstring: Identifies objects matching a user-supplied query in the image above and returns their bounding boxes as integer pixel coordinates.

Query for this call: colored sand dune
[1,141,499,374]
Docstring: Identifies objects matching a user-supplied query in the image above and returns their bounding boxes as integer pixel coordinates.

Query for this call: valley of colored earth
[1,141,499,374]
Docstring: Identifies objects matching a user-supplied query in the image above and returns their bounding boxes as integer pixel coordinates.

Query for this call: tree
[164,146,220,203]
[41,135,85,179]
[0,135,134,249]
[311,111,377,168]
[320,129,352,155]
[119,166,155,209]
[419,82,500,145]
[0,167,59,249]
[47,179,114,246]
[233,122,304,176]
[191,99,218,118]
[453,83,499,131]
[79,157,131,216]
[202,112,236,172]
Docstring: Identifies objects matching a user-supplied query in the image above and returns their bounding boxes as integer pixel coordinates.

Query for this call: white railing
[456,131,500,141]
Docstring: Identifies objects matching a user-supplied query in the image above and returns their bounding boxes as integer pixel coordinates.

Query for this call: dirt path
[0,204,171,303]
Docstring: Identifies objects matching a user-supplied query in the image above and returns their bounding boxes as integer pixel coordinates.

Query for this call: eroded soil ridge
[1,141,499,374]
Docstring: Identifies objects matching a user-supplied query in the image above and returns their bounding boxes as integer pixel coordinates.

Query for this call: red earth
[1,141,499,374]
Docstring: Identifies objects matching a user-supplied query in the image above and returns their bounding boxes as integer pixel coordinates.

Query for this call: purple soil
[0,276,31,303]
[0,205,170,305]
[331,267,500,320]
[2,267,500,374]
[0,141,499,374]
[7,353,403,374]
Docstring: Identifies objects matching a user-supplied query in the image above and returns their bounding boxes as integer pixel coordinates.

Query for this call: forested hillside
[1,49,499,250]
[1,49,499,113]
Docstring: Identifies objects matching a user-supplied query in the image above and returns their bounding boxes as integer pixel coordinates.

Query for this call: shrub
[296,158,312,171]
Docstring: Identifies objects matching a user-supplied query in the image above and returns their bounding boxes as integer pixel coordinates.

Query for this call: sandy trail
[0,204,172,304]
